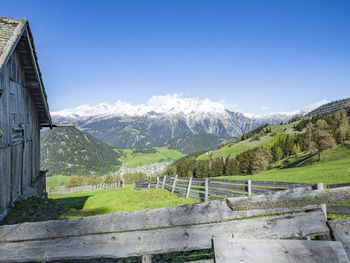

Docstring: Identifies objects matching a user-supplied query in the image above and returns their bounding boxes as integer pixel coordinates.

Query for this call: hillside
[222,144,350,185]
[167,107,350,179]
[119,147,184,168]
[308,98,350,116]
[197,122,298,160]
[41,127,120,176]
[166,134,223,153]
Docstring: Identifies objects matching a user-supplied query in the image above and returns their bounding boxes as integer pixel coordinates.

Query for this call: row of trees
[165,109,350,178]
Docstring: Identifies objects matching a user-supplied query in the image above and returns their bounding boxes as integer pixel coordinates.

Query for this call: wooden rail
[134,176,317,201]
[48,180,124,194]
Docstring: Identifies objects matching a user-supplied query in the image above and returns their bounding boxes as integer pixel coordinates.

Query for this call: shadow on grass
[1,195,96,225]
[280,154,317,169]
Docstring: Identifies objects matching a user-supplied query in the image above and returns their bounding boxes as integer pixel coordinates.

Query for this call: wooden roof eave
[0,18,52,127]
[24,26,52,127]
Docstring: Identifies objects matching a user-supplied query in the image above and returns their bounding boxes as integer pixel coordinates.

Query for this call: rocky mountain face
[51,95,328,150]
[41,127,120,176]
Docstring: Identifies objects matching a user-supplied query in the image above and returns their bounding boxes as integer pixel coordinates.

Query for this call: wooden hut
[0,17,51,220]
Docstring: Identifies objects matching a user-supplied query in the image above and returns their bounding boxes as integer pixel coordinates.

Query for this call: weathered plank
[208,188,243,198]
[329,218,350,259]
[0,198,323,243]
[329,183,350,189]
[0,211,329,262]
[184,260,214,263]
[209,182,246,193]
[213,238,350,263]
[250,180,315,189]
[209,178,247,184]
[226,186,350,211]
[328,206,350,215]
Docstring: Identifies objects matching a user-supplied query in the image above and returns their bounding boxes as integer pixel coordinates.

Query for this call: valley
[118,147,184,168]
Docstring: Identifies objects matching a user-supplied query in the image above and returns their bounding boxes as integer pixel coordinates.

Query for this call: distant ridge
[308,98,350,116]
[41,127,120,176]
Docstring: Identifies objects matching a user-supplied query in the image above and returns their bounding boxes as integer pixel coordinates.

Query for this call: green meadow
[2,186,197,224]
[118,147,184,167]
[198,122,297,160]
[219,145,350,185]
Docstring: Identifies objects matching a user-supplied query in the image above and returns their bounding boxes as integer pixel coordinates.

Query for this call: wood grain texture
[329,218,350,259]
[0,211,329,262]
[213,238,350,263]
[226,186,350,211]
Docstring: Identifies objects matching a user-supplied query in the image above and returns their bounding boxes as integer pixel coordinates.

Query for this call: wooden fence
[48,180,124,194]
[0,186,349,262]
[328,182,350,215]
[134,175,318,201]
[135,177,350,216]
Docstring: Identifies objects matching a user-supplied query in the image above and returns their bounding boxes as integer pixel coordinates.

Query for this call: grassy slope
[220,145,350,185]
[198,122,297,160]
[49,186,197,219]
[119,147,184,167]
[3,186,197,224]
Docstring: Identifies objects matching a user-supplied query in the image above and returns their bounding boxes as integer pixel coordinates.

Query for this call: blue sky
[2,0,350,113]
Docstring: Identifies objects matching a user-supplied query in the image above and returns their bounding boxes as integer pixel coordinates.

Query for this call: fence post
[156,177,160,189]
[186,177,193,198]
[247,180,252,196]
[162,175,167,189]
[142,255,152,263]
[171,175,178,194]
[317,182,327,219]
[133,181,135,189]
[122,178,125,188]
[205,178,209,202]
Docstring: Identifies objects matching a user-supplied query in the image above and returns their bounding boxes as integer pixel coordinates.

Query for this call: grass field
[220,145,350,185]
[2,186,197,224]
[49,186,196,219]
[118,147,184,167]
[198,122,297,160]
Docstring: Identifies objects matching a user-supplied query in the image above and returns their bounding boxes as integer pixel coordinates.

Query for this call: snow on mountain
[50,94,329,148]
[51,93,229,120]
[243,99,329,120]
[52,94,328,123]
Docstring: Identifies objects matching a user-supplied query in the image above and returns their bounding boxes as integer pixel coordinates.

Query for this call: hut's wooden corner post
[162,175,167,189]
[205,178,209,202]
[186,177,193,198]
[317,182,327,219]
[247,180,252,196]
[156,176,160,189]
[142,255,152,263]
[171,174,178,194]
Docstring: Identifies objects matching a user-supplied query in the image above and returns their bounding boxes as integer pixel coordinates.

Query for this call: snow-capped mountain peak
[51,94,331,148]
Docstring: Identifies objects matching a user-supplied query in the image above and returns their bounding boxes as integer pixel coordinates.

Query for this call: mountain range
[51,94,329,150]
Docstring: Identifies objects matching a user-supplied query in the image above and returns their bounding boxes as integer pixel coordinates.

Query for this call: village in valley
[0,1,350,262]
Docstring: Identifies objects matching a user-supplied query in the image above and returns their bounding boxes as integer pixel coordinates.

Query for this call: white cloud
[261,106,269,111]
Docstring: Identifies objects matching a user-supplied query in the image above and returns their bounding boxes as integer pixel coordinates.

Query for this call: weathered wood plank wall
[0,49,42,217]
